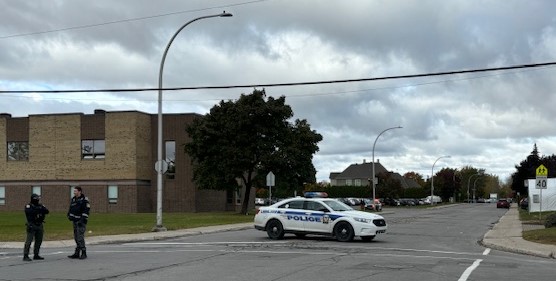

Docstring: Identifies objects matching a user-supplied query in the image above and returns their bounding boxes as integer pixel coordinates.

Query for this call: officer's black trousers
[23,224,44,256]
[72,221,87,249]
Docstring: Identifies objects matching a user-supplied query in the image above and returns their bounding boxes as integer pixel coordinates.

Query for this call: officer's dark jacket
[67,194,90,224]
[25,203,49,225]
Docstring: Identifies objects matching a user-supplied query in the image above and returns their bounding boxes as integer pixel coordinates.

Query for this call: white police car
[254,196,387,242]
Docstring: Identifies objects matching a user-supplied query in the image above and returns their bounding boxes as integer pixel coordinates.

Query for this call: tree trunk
[240,182,252,215]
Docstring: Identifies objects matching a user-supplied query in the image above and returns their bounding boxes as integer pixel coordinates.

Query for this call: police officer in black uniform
[23,194,49,261]
[67,186,90,260]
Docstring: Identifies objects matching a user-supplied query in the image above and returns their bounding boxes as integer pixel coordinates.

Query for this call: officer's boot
[22,255,32,261]
[79,248,87,260]
[68,248,80,259]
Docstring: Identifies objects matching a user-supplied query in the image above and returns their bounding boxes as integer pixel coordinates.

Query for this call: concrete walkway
[0,223,254,249]
[481,207,556,258]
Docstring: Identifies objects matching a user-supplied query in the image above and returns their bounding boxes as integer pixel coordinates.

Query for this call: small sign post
[266,172,275,204]
[535,164,548,220]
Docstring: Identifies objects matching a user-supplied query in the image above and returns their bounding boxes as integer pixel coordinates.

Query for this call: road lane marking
[124,242,483,256]
[482,248,490,255]
[458,259,482,281]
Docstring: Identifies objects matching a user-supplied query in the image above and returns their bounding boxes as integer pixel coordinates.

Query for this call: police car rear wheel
[266,219,285,240]
[334,222,354,242]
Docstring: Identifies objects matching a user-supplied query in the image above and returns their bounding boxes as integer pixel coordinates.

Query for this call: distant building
[0,110,247,213]
[329,160,420,188]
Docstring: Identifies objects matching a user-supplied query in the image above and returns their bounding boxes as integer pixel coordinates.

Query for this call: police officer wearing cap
[23,194,49,261]
[67,186,90,259]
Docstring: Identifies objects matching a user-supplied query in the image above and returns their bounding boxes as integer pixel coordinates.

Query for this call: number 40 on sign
[536,178,547,189]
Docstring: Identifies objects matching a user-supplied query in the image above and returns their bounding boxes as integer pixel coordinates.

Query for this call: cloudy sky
[2,0,556,183]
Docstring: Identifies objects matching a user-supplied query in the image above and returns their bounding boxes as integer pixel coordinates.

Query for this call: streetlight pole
[472,177,480,202]
[371,126,402,204]
[466,173,481,203]
[154,11,233,231]
[431,155,450,205]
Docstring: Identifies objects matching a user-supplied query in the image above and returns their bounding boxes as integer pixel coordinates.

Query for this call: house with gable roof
[329,159,420,189]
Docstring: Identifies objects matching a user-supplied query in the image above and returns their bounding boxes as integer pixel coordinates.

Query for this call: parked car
[361,198,382,211]
[399,198,416,206]
[255,198,266,205]
[520,197,529,210]
[254,196,387,242]
[496,198,510,209]
[383,198,400,206]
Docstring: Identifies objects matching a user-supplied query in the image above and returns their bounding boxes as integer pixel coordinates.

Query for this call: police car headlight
[353,217,372,223]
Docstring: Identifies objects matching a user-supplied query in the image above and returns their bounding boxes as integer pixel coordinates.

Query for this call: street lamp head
[220,11,233,17]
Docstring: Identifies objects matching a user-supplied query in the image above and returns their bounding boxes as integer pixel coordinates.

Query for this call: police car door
[304,201,332,234]
[279,199,305,231]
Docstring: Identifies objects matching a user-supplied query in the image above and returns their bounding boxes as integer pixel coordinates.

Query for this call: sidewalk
[0,222,254,249]
[481,207,556,259]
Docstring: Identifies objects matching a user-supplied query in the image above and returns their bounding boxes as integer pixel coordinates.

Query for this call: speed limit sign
[536,178,547,189]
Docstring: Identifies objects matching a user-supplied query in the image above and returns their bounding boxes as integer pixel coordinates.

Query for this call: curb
[0,223,254,250]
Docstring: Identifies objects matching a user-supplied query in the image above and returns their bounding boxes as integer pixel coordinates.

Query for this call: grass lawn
[519,208,556,245]
[0,212,254,242]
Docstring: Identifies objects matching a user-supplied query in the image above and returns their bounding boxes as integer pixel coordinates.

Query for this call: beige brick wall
[104,112,152,180]
[0,112,152,181]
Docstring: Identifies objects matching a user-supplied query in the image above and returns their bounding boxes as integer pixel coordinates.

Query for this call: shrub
[544,213,556,228]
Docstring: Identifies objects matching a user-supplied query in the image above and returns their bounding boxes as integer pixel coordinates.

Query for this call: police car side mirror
[318,208,329,212]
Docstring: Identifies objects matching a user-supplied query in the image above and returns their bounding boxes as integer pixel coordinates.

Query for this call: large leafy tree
[434,168,460,201]
[376,172,404,199]
[185,89,323,214]
[511,144,542,196]
[403,171,425,187]
[511,144,556,196]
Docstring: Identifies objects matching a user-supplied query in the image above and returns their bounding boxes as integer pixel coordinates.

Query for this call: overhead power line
[0,0,267,39]
[1,61,555,94]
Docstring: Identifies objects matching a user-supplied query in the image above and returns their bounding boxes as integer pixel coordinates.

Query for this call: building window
[7,141,29,161]
[108,185,118,204]
[165,141,176,179]
[82,139,105,159]
[32,186,41,196]
[346,179,353,186]
[70,186,77,199]
[0,187,5,205]
[354,179,362,186]
[226,189,233,204]
[236,189,242,205]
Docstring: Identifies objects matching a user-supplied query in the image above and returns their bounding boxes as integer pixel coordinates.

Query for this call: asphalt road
[1,204,554,281]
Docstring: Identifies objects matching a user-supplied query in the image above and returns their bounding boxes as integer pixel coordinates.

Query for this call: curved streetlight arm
[466,173,481,203]
[158,12,233,90]
[430,155,451,205]
[371,126,402,201]
[472,177,481,201]
[155,11,232,231]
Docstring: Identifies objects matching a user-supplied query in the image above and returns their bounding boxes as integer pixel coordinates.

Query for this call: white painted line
[458,259,482,281]
[126,241,288,245]
[125,242,482,257]
[482,248,490,255]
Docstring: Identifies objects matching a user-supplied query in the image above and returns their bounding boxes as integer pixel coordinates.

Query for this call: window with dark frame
[7,141,29,161]
[0,187,5,205]
[32,186,41,196]
[108,185,118,204]
[165,141,176,179]
[81,139,105,159]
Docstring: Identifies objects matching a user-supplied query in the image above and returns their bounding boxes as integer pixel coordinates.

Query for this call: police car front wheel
[334,221,355,242]
[266,219,285,240]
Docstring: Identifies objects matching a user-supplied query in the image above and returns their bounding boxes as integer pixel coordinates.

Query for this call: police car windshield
[322,200,353,211]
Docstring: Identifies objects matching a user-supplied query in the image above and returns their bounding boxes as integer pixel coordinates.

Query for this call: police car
[254,194,387,242]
